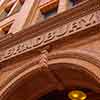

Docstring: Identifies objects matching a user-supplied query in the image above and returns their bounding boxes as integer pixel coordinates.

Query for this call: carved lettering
[0,11,99,62]
[56,24,68,37]
[15,43,26,53]
[68,21,82,33]
[25,39,34,49]
[34,35,44,46]
[44,31,55,42]
[4,48,15,58]
[80,13,97,27]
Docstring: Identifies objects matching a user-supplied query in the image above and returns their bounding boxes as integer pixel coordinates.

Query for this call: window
[42,6,58,19]
[66,0,77,9]
[40,0,58,19]
[70,0,77,6]
[40,0,78,19]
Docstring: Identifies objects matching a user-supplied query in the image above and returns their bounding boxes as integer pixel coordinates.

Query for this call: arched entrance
[38,63,100,100]
[0,50,100,100]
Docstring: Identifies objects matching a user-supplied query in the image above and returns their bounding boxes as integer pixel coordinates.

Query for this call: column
[31,8,44,25]
[0,0,10,20]
[7,0,21,16]
[8,0,40,34]
[0,0,10,8]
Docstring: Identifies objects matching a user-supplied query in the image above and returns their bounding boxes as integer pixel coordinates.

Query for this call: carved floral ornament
[0,10,100,63]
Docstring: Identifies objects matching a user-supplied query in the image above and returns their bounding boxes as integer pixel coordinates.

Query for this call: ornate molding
[0,10,100,63]
[0,0,99,48]
[0,49,100,100]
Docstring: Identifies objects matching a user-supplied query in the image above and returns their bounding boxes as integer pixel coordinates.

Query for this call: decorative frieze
[0,11,100,63]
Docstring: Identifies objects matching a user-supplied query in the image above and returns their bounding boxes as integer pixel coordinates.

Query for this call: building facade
[0,0,100,100]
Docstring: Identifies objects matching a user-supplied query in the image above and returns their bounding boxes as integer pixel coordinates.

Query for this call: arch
[48,50,100,81]
[0,49,100,100]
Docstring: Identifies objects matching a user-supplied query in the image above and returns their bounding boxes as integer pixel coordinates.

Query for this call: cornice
[0,0,99,49]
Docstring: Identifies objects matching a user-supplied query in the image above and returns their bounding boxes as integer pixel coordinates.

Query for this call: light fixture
[68,90,87,100]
